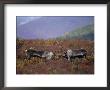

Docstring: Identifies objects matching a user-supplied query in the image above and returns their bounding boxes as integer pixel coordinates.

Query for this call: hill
[56,24,94,40]
[17,16,94,40]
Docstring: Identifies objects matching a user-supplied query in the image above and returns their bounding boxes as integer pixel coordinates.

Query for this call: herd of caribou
[25,47,87,61]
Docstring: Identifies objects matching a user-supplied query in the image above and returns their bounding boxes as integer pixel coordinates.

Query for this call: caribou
[25,47,54,60]
[63,48,87,61]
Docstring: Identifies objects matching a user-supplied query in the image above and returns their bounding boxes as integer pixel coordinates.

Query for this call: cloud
[17,16,42,26]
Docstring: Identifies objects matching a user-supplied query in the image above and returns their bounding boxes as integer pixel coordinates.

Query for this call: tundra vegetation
[16,39,94,74]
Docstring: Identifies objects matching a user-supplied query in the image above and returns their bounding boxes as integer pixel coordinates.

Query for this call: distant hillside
[56,24,94,40]
[17,16,94,40]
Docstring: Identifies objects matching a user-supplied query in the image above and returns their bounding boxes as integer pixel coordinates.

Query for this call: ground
[16,39,94,74]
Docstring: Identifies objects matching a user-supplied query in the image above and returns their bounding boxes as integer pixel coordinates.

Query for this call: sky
[16,16,94,39]
[17,16,42,25]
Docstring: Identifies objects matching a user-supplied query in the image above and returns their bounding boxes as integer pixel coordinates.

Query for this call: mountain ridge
[56,24,94,40]
[17,16,94,39]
